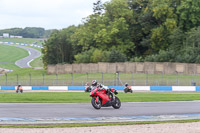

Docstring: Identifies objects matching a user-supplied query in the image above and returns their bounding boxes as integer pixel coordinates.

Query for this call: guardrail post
[43,73,45,86]
[101,72,103,84]
[193,71,195,83]
[114,73,116,86]
[131,72,133,86]
[176,71,179,86]
[29,73,31,86]
[71,73,73,86]
[5,73,7,86]
[145,72,148,86]
[161,71,163,85]
[87,72,88,82]
[56,74,58,85]
[16,74,18,85]
[145,72,148,85]
[116,72,119,86]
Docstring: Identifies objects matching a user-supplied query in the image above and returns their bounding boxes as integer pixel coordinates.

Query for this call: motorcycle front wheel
[91,98,101,109]
[112,96,121,109]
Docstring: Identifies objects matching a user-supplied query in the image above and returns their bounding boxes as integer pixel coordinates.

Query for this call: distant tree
[21,27,45,38]
[93,0,104,15]
[177,0,200,31]
[42,26,77,68]
[0,27,46,38]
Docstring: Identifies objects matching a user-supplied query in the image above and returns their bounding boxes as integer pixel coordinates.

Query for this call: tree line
[42,0,200,68]
[0,27,54,38]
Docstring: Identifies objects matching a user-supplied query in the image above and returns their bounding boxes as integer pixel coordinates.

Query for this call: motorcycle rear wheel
[112,96,121,109]
[91,98,101,109]
[124,88,127,93]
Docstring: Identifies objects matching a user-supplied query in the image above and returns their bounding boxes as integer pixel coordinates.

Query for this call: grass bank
[0,92,200,103]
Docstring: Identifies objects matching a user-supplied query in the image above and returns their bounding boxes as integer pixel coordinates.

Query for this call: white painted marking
[132,86,150,91]
[172,86,196,91]
[15,86,32,91]
[49,86,68,91]
[27,59,34,67]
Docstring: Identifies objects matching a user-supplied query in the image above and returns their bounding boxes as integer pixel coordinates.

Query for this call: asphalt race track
[1,101,200,119]
[3,44,41,68]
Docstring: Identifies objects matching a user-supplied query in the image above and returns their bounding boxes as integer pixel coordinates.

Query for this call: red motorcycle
[90,87,121,109]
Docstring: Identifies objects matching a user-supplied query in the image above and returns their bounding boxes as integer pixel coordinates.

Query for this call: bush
[74,48,127,63]
[145,50,175,62]
[108,49,127,62]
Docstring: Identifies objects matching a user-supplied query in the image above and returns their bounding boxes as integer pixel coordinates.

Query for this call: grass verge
[0,92,200,103]
[1,119,200,128]
[1,68,200,85]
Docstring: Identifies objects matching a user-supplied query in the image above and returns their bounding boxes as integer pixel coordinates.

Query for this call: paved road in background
[0,101,200,118]
[3,44,41,68]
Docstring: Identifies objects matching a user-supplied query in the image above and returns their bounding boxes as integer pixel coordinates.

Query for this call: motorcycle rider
[91,80,117,101]
[91,80,107,90]
[91,80,100,90]
[16,84,23,93]
[124,82,132,93]
[125,83,129,87]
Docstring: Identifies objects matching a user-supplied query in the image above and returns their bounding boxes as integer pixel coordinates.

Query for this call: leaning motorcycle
[16,87,23,93]
[90,87,121,109]
[124,86,132,93]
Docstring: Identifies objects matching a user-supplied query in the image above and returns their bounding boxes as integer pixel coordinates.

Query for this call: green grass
[0,67,200,86]
[1,119,200,128]
[29,47,43,68]
[0,45,28,62]
[0,92,200,103]
[30,56,43,67]
[0,45,28,70]
[0,38,44,45]
[0,63,19,70]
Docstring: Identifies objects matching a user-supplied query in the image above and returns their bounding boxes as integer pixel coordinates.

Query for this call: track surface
[1,101,200,118]
[3,44,41,68]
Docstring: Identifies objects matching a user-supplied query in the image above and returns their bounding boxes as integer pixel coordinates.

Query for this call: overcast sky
[0,0,110,30]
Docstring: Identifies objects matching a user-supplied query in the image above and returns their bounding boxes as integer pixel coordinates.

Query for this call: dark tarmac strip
[0,101,200,124]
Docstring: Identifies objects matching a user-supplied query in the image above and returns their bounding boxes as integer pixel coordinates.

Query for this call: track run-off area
[1,101,200,124]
